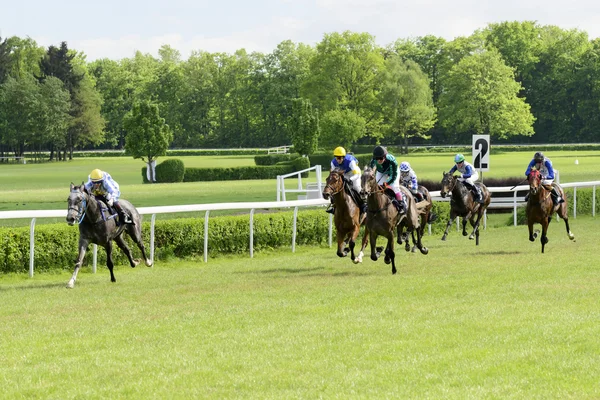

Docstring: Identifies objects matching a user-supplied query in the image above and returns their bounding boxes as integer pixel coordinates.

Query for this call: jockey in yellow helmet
[327,147,367,216]
[84,169,133,224]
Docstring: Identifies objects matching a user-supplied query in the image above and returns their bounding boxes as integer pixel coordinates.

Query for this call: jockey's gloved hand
[107,198,114,206]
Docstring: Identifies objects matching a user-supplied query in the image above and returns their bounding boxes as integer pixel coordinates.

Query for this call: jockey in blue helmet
[524,151,563,204]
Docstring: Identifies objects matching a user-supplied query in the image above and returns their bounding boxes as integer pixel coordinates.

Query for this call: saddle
[343,179,363,209]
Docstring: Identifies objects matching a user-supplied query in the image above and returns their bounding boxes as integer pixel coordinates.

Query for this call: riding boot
[552,187,564,204]
[414,191,424,203]
[473,186,484,204]
[114,202,133,224]
[392,193,406,214]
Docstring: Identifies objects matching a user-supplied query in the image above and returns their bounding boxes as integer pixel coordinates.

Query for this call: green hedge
[156,159,185,183]
[254,154,296,165]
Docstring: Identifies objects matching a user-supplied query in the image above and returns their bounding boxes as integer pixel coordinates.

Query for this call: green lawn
[1,216,598,399]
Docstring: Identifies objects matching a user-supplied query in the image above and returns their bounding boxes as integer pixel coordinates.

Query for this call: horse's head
[66,183,88,226]
[322,168,345,200]
[440,172,456,198]
[360,166,377,198]
[528,168,542,195]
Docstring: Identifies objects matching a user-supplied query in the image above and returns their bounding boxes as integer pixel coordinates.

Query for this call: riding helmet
[373,146,387,158]
[534,151,544,162]
[454,153,465,163]
[400,161,411,172]
[90,169,104,182]
[333,147,346,157]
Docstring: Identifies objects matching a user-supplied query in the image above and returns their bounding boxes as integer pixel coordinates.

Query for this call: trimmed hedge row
[0,210,331,274]
[254,154,296,165]
[142,156,311,183]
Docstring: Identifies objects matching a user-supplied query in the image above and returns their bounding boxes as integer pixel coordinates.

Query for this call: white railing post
[328,213,333,248]
[204,210,210,262]
[316,165,323,194]
[150,214,156,265]
[513,191,518,227]
[573,187,577,218]
[276,176,281,202]
[292,206,298,252]
[593,186,596,217]
[29,218,36,278]
[249,209,255,258]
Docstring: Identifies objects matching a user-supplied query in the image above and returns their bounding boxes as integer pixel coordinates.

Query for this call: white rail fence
[1,179,597,278]
[267,145,292,154]
[0,199,331,278]
[276,165,323,201]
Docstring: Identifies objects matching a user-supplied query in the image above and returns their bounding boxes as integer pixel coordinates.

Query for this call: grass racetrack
[1,216,599,398]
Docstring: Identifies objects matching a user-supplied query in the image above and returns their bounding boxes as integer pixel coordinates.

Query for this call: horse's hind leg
[127,225,152,266]
[105,242,117,282]
[114,235,140,268]
[67,239,89,289]
[562,216,575,240]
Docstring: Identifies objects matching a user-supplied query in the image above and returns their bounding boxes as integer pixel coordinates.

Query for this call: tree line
[1,21,599,160]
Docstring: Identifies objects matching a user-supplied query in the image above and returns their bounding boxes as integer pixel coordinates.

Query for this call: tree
[38,76,72,159]
[378,57,436,153]
[0,36,11,84]
[438,50,535,140]
[288,98,319,156]
[123,100,173,182]
[319,109,366,150]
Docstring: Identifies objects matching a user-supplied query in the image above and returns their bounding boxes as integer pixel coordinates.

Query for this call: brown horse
[526,169,574,253]
[360,166,428,275]
[322,168,366,263]
[440,172,491,246]
[399,185,436,252]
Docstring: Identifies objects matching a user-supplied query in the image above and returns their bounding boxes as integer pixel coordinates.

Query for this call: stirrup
[122,214,133,224]
[325,206,335,214]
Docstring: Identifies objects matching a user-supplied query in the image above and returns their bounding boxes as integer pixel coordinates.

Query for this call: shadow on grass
[0,280,102,292]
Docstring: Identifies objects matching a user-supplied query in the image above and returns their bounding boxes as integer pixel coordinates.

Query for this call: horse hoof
[66,282,74,289]
[441,236,447,241]
[411,247,417,253]
[145,259,153,267]
[420,247,429,255]
[376,246,384,253]
[384,257,391,265]
[569,233,575,240]
[462,232,468,236]
[132,259,140,268]
[469,234,475,240]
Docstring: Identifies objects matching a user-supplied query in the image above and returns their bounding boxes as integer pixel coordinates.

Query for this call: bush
[155,159,185,183]
[254,154,295,166]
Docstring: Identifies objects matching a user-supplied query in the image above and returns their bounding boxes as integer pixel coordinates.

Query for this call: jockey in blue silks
[448,153,484,203]
[326,147,367,216]
[399,161,424,202]
[84,169,133,224]
[524,151,563,205]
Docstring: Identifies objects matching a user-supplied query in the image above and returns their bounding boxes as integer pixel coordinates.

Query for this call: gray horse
[65,183,152,288]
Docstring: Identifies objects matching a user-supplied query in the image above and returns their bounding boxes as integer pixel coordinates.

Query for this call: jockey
[326,147,367,216]
[399,161,424,202]
[84,169,133,224]
[524,151,563,204]
[369,146,406,213]
[448,154,484,203]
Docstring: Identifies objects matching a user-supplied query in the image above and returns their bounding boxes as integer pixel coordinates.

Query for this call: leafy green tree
[0,75,41,157]
[378,57,436,153]
[438,50,535,139]
[288,98,319,156]
[319,109,366,151]
[0,36,10,84]
[304,31,384,137]
[123,100,173,182]
[38,76,71,160]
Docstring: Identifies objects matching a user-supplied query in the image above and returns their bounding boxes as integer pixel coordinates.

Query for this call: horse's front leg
[67,238,90,289]
[441,212,457,241]
[540,220,549,253]
[336,231,348,258]
[384,236,396,274]
[105,241,116,282]
[369,230,381,261]
[115,235,140,268]
[412,228,429,255]
[354,227,369,264]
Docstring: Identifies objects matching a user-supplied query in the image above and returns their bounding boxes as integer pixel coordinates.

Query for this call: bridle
[68,191,87,224]
[323,172,344,197]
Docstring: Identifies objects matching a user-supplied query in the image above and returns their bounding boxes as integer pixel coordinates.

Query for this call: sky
[2,0,600,62]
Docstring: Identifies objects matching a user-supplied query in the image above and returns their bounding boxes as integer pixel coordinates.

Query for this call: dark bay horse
[400,185,436,252]
[360,167,428,275]
[440,172,491,246]
[526,169,574,253]
[65,183,152,288]
[322,168,366,263]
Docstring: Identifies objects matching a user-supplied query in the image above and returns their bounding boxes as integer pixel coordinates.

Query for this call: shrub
[155,159,185,183]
